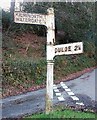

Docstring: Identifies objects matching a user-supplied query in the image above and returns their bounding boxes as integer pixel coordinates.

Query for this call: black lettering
[74,45,81,51]
[39,20,42,24]
[19,18,23,21]
[22,13,27,17]
[16,18,20,21]
[78,46,81,50]
[58,48,60,52]
[55,48,57,53]
[68,46,71,51]
[35,19,37,23]
[65,47,68,52]
[74,45,77,51]
[25,18,29,22]
[62,48,64,52]
[31,18,36,23]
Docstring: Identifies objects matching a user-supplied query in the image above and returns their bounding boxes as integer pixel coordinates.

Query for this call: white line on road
[67,91,75,96]
[58,96,65,101]
[54,82,84,105]
[54,89,59,92]
[53,84,65,101]
[62,86,68,89]
[65,88,71,92]
[55,93,62,96]
[70,96,79,101]
[60,82,84,105]
[76,102,84,106]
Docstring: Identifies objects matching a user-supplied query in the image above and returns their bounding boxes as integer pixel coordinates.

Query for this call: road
[0,68,96,119]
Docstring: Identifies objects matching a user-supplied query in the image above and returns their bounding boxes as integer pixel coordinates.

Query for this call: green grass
[25,109,96,119]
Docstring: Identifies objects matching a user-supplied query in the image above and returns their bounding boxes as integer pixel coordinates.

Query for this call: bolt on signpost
[14,4,83,114]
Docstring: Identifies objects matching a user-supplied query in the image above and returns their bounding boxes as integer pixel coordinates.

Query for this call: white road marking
[54,82,84,105]
[67,91,75,96]
[54,89,59,92]
[65,88,71,92]
[58,96,65,101]
[60,82,84,105]
[55,93,62,96]
[76,102,84,106]
[71,96,79,101]
[62,86,68,89]
[53,84,65,101]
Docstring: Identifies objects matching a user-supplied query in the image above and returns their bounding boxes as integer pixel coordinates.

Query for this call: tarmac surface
[0,68,96,119]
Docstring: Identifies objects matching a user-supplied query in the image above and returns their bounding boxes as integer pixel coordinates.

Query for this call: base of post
[45,93,53,114]
[45,60,54,114]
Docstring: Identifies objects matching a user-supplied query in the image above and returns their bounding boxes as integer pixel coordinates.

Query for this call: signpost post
[46,8,55,114]
[14,7,55,114]
[14,6,83,114]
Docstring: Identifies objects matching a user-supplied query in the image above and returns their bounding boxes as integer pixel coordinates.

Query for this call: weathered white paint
[67,91,75,96]
[15,1,20,11]
[58,96,65,101]
[62,86,68,89]
[54,42,83,56]
[46,61,54,111]
[15,0,23,11]
[76,102,84,106]
[55,93,62,96]
[46,8,55,114]
[54,89,59,92]
[47,45,55,61]
[71,96,79,101]
[65,88,71,92]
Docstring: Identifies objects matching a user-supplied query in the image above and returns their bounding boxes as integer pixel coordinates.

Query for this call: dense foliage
[2,2,96,43]
[25,2,95,43]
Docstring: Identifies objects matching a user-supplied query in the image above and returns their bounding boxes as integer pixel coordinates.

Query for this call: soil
[14,33,46,58]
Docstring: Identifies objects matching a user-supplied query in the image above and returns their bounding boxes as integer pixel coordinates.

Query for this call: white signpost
[14,12,47,26]
[14,7,83,114]
[14,8,55,114]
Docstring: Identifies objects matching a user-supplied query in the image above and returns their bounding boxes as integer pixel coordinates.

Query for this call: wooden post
[46,8,55,114]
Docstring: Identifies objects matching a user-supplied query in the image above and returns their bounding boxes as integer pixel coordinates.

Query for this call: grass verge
[25,109,96,119]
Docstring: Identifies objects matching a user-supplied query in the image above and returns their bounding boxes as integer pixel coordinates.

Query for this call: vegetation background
[1,2,96,98]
